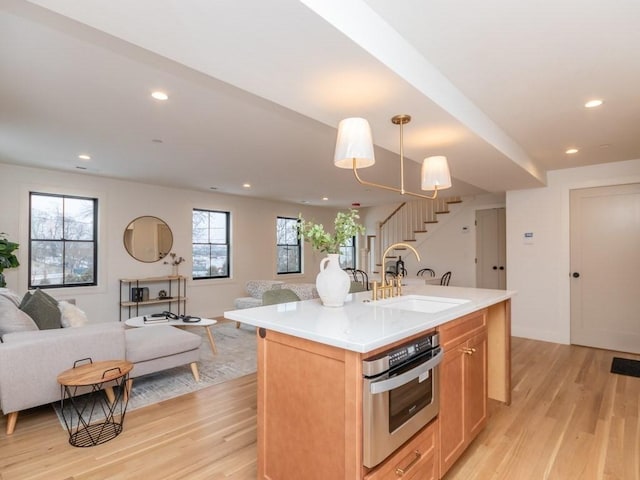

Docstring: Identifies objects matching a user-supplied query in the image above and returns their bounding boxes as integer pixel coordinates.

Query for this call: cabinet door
[465,331,488,440]
[438,345,465,475]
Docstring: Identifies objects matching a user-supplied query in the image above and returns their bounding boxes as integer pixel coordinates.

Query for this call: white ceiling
[1,0,638,207]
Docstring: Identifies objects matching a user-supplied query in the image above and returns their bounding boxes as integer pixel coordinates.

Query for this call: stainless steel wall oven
[362,332,443,468]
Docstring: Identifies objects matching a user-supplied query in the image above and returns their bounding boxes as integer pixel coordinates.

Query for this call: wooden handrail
[379,202,406,228]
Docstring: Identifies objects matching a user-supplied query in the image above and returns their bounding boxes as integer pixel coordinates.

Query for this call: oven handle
[369,348,443,395]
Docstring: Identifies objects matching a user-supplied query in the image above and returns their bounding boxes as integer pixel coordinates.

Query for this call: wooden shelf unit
[119,275,186,321]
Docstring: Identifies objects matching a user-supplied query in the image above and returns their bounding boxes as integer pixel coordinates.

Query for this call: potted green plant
[297,209,365,254]
[0,233,20,288]
[297,209,365,307]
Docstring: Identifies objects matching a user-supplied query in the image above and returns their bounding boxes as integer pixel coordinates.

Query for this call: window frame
[339,235,357,270]
[28,191,98,289]
[191,208,231,280]
[276,216,302,275]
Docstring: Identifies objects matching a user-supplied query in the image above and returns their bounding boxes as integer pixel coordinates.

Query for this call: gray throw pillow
[19,289,62,330]
[18,290,32,310]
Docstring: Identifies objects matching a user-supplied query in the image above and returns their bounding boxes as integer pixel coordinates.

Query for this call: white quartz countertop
[224,285,515,353]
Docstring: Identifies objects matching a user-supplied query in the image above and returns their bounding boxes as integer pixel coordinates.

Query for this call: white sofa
[0,289,202,434]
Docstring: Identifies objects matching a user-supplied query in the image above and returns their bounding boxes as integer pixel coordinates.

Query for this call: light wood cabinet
[257,329,363,480]
[438,310,488,476]
[364,420,439,480]
[254,302,509,480]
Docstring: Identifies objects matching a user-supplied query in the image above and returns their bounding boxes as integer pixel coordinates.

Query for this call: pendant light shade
[334,117,375,169]
[421,156,452,191]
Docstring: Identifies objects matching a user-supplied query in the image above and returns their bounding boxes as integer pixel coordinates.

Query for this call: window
[276,217,301,274]
[29,192,97,288]
[192,209,230,279]
[339,236,356,269]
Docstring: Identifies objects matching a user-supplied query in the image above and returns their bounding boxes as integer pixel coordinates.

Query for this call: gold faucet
[372,242,421,300]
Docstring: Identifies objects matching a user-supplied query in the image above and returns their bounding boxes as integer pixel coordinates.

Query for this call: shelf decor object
[119,275,186,321]
[333,115,452,200]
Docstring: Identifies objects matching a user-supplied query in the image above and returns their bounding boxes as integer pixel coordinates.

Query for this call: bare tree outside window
[277,217,301,274]
[192,209,230,279]
[29,193,97,288]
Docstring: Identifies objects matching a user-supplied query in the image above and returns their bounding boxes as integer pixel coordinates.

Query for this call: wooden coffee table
[57,359,133,447]
[125,316,218,354]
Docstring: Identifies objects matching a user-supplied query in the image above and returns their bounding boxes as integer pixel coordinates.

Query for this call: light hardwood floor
[1,338,638,480]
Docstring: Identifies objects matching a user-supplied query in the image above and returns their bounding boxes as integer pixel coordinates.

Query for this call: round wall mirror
[123,216,173,263]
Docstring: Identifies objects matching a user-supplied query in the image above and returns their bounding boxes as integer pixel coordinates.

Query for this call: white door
[475,208,506,289]
[570,184,640,354]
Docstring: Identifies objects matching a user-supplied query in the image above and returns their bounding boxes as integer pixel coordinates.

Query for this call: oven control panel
[388,334,439,368]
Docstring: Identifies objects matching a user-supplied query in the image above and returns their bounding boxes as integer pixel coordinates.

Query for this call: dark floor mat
[611,357,640,378]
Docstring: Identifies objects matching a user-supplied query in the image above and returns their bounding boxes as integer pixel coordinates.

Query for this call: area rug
[610,357,640,378]
[53,321,257,428]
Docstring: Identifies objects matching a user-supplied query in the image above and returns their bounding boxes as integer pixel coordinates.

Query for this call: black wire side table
[57,358,133,447]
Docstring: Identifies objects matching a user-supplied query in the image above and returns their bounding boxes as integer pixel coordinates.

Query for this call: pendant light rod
[351,159,441,200]
[392,114,410,195]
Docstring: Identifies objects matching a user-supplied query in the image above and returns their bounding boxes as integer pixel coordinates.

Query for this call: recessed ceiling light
[78,154,91,160]
[152,139,163,143]
[151,91,168,101]
[243,183,251,189]
[584,99,603,108]
[565,148,579,154]
[322,197,329,201]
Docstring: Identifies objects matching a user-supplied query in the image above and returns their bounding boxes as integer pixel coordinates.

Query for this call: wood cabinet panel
[364,420,438,480]
[438,310,488,476]
[439,344,466,473]
[257,330,362,480]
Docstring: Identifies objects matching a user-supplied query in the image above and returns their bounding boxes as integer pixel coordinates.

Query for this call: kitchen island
[225,285,514,480]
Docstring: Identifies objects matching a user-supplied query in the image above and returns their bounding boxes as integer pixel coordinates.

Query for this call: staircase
[368,196,462,274]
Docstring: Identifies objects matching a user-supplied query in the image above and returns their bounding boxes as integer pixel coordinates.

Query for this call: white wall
[360,193,506,286]
[507,158,640,344]
[0,163,339,323]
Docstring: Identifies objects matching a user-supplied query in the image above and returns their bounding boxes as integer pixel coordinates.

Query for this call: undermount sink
[369,295,470,314]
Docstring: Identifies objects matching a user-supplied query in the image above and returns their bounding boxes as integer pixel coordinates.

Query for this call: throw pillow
[0,295,38,336]
[19,289,62,330]
[0,288,22,307]
[18,290,32,310]
[58,300,89,328]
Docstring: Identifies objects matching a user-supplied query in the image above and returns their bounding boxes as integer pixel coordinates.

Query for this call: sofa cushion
[280,283,319,300]
[58,300,89,328]
[125,326,202,363]
[0,295,38,337]
[234,297,263,309]
[245,280,283,299]
[19,289,61,330]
